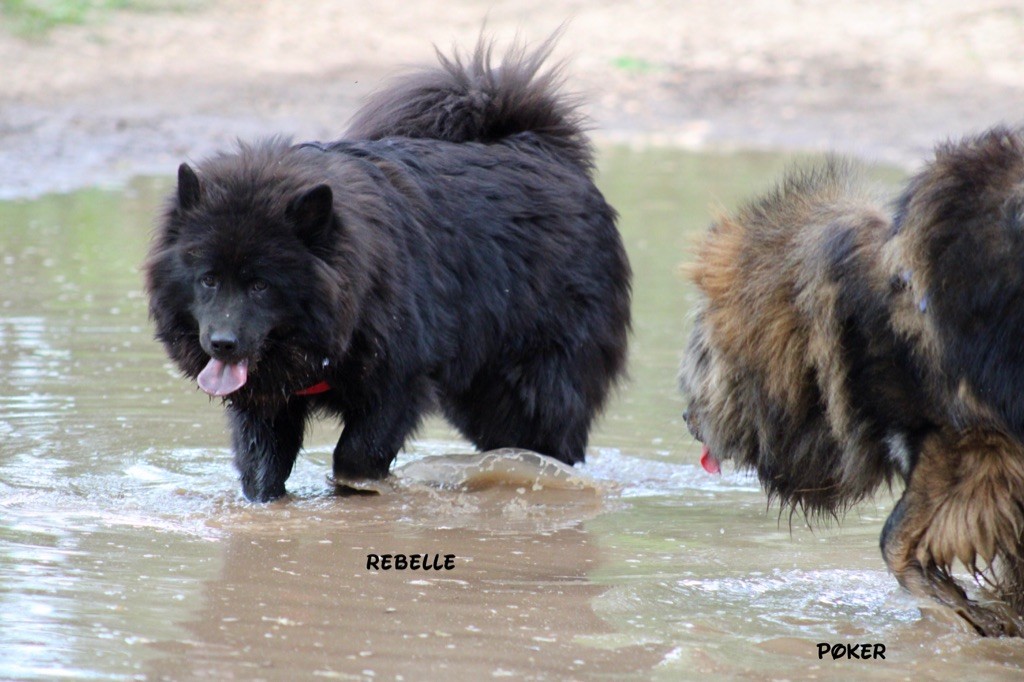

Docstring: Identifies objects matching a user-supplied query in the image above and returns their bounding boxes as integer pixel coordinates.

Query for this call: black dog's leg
[445,356,591,465]
[332,378,429,480]
[229,401,308,502]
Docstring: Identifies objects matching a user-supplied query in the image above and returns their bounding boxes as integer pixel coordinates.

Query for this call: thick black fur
[893,130,1024,438]
[144,38,632,501]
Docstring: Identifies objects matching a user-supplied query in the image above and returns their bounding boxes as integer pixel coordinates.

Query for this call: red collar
[294,381,332,396]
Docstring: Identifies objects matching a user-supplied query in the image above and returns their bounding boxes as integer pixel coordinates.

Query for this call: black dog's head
[178,163,336,374]
[891,126,1024,435]
[144,141,360,401]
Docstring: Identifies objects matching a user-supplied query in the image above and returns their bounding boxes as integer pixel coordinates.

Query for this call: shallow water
[1,149,1021,680]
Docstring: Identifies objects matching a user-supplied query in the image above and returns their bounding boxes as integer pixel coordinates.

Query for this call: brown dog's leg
[881,494,1017,636]
[880,433,1024,636]
[999,553,1024,617]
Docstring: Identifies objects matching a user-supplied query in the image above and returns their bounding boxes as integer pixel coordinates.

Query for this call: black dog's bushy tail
[346,34,593,170]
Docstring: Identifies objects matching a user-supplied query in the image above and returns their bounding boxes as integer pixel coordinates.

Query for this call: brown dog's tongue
[700,444,721,475]
[197,358,248,396]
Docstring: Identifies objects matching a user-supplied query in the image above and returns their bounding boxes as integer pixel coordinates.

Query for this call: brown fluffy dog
[681,127,1024,636]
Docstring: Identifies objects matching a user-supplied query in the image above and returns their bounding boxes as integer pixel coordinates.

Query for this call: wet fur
[144,37,631,502]
[682,128,1024,635]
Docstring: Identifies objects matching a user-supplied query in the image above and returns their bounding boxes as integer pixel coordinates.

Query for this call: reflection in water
[0,152,1022,679]
[146,484,664,680]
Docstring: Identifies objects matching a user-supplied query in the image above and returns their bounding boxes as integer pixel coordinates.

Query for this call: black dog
[144,38,632,502]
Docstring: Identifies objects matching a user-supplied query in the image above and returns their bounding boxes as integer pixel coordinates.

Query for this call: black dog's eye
[250,279,268,293]
[200,274,218,288]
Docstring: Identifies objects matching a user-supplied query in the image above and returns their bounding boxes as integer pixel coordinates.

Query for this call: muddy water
[1,149,1022,680]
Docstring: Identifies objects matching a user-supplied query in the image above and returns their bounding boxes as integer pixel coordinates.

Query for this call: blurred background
[2,0,1023,197]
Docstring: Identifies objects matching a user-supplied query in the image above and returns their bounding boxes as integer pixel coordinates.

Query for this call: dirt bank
[2,0,1022,197]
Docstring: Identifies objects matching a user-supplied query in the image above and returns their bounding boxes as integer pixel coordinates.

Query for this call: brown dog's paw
[954,598,1023,638]
[911,570,1022,637]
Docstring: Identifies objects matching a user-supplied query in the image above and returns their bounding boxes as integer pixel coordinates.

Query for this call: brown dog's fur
[682,128,1024,636]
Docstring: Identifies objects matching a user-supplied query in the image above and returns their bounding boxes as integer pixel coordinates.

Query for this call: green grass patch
[0,0,193,38]
[611,55,658,74]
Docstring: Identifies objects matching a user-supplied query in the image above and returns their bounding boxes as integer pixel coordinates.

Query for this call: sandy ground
[1,0,1023,198]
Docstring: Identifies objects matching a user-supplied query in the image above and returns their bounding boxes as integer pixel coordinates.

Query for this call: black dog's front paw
[333,456,391,481]
[240,476,288,503]
[229,402,307,503]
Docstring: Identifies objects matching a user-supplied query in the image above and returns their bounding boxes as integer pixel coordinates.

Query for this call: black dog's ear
[177,163,202,210]
[288,184,338,247]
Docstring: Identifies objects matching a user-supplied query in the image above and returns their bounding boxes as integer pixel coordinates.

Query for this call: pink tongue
[700,444,721,475]
[197,358,248,396]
